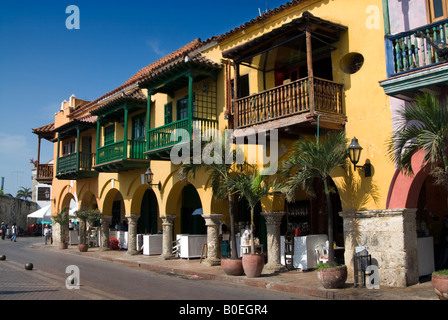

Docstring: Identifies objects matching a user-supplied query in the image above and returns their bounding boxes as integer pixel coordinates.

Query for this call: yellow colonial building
[33,0,421,286]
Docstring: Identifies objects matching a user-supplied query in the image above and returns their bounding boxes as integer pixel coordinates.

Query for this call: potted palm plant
[281,132,349,288]
[227,167,278,278]
[182,132,246,275]
[74,209,102,252]
[53,208,70,249]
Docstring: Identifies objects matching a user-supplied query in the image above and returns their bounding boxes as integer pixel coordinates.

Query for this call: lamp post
[348,137,372,177]
[144,166,161,191]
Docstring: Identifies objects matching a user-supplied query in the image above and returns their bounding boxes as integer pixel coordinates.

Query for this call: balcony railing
[96,140,146,165]
[57,152,95,175]
[234,76,344,129]
[147,118,218,153]
[36,164,53,182]
[386,19,448,76]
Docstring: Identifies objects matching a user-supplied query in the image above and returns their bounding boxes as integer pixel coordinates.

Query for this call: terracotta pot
[221,258,244,276]
[59,242,68,250]
[78,244,89,252]
[242,253,264,278]
[317,265,347,289]
[432,273,448,300]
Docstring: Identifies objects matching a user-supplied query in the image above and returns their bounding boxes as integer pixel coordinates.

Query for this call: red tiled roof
[214,0,307,42]
[32,123,55,134]
[32,122,55,141]
[70,38,205,117]
[66,1,308,118]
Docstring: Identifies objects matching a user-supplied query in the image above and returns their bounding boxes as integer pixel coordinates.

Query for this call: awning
[27,205,52,223]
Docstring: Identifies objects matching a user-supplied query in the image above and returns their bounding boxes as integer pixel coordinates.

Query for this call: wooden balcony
[94,139,149,172]
[381,19,448,99]
[56,152,98,180]
[386,19,448,76]
[234,77,345,132]
[36,164,53,184]
[145,118,218,160]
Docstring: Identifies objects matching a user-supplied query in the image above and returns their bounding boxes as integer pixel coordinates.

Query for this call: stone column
[202,214,223,266]
[126,214,139,255]
[99,215,112,251]
[161,215,176,260]
[262,211,286,274]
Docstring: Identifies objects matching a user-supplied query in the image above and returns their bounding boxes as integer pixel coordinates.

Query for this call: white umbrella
[192,208,203,216]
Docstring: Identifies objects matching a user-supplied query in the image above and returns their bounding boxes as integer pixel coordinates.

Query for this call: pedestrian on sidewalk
[10,223,17,242]
[1,222,6,240]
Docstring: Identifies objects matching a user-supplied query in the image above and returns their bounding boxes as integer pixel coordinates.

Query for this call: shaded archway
[138,189,159,234]
[103,188,125,229]
[181,184,205,235]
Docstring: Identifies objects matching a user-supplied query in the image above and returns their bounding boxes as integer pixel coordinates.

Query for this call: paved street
[0,236,318,303]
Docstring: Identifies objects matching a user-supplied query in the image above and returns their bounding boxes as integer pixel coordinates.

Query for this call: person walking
[10,223,17,242]
[1,222,6,240]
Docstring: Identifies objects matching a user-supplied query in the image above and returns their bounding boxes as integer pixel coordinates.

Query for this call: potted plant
[281,132,349,288]
[74,209,102,252]
[432,269,448,300]
[53,208,70,249]
[227,168,278,278]
[316,263,348,289]
[182,132,247,276]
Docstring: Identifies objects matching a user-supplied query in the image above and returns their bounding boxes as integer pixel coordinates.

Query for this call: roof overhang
[222,11,347,62]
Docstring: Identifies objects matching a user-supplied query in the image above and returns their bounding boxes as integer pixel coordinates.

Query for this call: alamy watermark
[169,122,279,175]
[66,5,80,30]
[65,265,80,289]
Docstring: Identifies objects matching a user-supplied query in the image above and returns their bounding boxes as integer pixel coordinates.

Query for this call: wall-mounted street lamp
[348,137,372,177]
[144,166,161,191]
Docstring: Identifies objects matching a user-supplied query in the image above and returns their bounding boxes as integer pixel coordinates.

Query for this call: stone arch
[79,190,98,211]
[386,151,429,209]
[59,187,76,213]
[165,181,206,235]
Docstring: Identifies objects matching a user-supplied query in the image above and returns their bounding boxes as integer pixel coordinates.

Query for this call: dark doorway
[138,189,159,234]
[181,184,205,234]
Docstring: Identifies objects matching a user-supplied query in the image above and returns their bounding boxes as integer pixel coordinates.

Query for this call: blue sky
[0,0,289,196]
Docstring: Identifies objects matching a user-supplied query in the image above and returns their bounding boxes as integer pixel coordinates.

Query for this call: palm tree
[74,209,102,245]
[388,93,448,189]
[53,208,70,245]
[227,167,278,254]
[181,132,246,259]
[281,132,348,266]
[16,187,32,200]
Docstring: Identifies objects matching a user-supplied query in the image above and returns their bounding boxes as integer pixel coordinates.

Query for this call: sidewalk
[36,243,438,300]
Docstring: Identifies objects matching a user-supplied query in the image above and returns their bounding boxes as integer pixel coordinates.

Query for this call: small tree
[74,209,102,245]
[281,132,348,266]
[388,92,448,190]
[227,167,278,254]
[53,208,70,244]
[182,131,247,259]
[16,187,32,200]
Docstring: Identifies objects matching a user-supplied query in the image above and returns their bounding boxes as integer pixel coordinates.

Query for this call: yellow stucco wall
[50,0,394,238]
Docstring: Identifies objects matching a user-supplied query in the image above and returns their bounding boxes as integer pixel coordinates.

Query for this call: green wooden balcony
[94,139,149,172]
[56,152,98,180]
[145,118,218,160]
